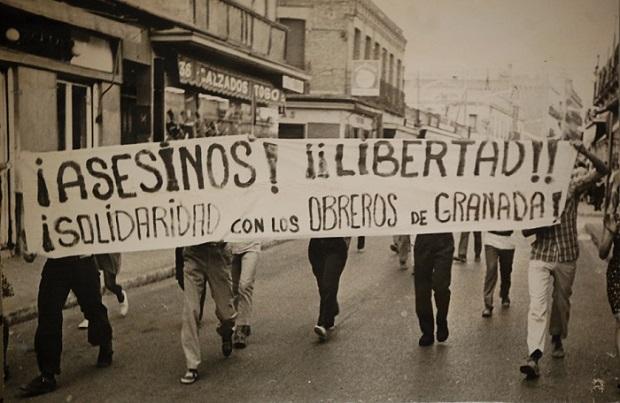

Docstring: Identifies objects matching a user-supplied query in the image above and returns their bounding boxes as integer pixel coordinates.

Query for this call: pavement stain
[592,378,605,393]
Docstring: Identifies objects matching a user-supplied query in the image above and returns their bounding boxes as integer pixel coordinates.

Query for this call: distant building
[276,0,413,139]
[407,68,582,141]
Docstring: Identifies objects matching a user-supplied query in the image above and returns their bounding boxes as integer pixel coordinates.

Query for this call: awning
[152,29,310,82]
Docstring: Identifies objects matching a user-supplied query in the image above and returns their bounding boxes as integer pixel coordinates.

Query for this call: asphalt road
[4,234,618,402]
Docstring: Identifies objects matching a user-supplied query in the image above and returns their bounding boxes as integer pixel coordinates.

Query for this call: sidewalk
[1,240,286,325]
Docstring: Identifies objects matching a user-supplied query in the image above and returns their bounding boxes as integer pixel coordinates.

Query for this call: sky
[377,0,619,105]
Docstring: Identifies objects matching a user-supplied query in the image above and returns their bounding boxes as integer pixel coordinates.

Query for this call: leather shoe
[97,342,113,368]
[217,323,234,357]
[519,357,540,379]
[19,374,57,397]
[437,322,449,342]
[418,334,434,347]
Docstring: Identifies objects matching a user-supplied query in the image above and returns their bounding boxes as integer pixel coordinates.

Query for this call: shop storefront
[0,4,127,251]
[278,96,381,139]
[161,53,285,140]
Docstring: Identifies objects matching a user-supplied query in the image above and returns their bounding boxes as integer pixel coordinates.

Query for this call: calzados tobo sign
[18,136,577,257]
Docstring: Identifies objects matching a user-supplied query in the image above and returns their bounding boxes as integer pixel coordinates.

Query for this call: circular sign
[354,66,377,89]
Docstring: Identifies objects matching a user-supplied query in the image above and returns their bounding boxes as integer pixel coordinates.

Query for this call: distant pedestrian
[20,255,114,397]
[231,241,261,349]
[519,140,608,380]
[78,253,128,329]
[391,235,411,270]
[2,272,13,381]
[413,233,454,346]
[356,236,365,252]
[308,237,349,341]
[0,161,12,380]
[598,170,620,387]
[453,231,481,263]
[481,231,515,317]
[179,242,236,385]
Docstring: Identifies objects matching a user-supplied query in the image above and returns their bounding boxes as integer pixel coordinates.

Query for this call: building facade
[407,69,581,142]
[276,0,412,140]
[586,40,619,171]
[0,0,308,253]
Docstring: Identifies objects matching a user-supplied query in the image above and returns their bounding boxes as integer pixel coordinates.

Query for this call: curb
[7,239,290,326]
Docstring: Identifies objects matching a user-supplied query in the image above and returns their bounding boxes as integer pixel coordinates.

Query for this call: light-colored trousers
[527,259,577,354]
[393,235,411,267]
[231,251,260,327]
[181,249,236,370]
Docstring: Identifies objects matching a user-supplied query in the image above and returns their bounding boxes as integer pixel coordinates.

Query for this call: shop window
[278,123,304,139]
[165,87,278,139]
[307,123,340,139]
[56,81,94,150]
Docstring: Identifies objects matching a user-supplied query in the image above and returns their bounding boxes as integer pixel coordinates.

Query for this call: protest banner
[17,135,577,258]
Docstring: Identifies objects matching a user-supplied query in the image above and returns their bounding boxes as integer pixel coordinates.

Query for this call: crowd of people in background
[5,140,620,397]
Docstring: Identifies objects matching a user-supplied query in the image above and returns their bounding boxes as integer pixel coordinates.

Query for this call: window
[389,54,394,86]
[374,42,380,60]
[364,36,372,59]
[279,18,305,69]
[468,114,478,130]
[396,59,402,90]
[353,28,361,60]
[381,49,387,80]
[56,81,95,150]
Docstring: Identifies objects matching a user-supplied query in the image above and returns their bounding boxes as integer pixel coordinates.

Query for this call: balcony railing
[207,0,286,63]
[378,80,406,116]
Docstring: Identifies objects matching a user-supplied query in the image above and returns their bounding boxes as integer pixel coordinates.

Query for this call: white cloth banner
[18,136,577,257]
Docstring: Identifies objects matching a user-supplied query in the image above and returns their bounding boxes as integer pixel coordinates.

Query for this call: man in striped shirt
[520,141,609,379]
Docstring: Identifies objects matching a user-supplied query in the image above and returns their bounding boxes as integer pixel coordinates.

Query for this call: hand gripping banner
[17,136,577,257]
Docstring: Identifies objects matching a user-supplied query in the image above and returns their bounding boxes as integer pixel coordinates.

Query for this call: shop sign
[282,75,305,94]
[253,83,285,104]
[178,56,284,104]
[178,56,251,100]
[351,60,380,96]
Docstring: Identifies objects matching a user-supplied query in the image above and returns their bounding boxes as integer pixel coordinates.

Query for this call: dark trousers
[308,238,348,328]
[414,233,454,336]
[457,231,481,259]
[357,236,365,250]
[483,245,514,309]
[103,270,124,303]
[35,256,112,376]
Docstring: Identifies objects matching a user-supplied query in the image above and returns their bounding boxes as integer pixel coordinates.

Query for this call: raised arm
[569,141,610,196]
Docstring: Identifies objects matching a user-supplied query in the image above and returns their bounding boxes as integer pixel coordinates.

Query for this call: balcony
[206,0,286,63]
[356,80,405,116]
[594,43,619,107]
[379,80,405,116]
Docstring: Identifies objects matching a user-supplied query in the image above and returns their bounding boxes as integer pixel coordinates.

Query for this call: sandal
[180,369,199,385]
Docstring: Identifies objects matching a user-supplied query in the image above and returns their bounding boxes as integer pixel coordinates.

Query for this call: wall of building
[15,67,57,152]
[280,107,375,138]
[100,84,122,146]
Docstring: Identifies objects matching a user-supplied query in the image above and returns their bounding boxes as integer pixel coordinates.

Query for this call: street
[3,233,618,402]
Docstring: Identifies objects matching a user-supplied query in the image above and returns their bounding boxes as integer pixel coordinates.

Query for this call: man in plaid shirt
[520,141,609,379]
